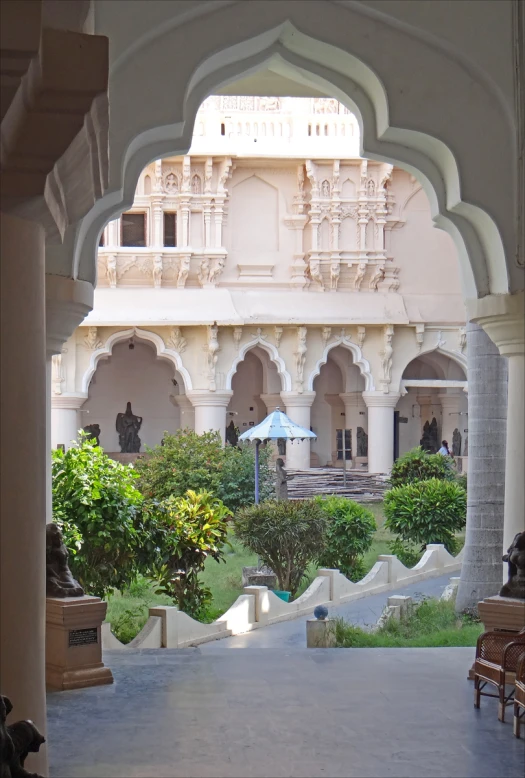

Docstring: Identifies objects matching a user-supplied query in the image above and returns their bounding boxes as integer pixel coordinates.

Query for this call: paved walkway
[200,573,454,650]
[47,646,524,778]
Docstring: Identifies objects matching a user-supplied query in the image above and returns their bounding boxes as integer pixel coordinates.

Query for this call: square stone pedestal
[306,618,336,648]
[46,596,113,691]
[468,595,525,679]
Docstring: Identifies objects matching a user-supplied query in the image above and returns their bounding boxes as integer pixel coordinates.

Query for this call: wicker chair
[513,652,525,737]
[473,628,525,722]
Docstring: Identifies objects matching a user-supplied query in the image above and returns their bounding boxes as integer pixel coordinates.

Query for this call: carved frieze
[83,327,102,350]
[166,326,187,353]
[295,326,308,393]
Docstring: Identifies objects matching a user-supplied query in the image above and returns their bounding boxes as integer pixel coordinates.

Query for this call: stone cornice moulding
[1,28,109,240]
[51,395,88,410]
[467,291,525,357]
[280,391,317,408]
[46,275,94,357]
[186,390,233,407]
[362,391,401,408]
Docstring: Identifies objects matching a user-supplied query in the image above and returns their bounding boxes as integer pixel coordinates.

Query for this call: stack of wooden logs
[286,468,388,502]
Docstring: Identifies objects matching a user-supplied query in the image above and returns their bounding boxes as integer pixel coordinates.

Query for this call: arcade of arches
[1,2,524,775]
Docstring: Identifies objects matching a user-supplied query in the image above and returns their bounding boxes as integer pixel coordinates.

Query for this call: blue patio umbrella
[239,408,317,504]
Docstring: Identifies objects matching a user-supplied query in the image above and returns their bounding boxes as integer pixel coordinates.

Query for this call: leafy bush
[52,433,144,597]
[218,443,273,512]
[455,472,468,492]
[111,605,147,645]
[384,478,467,554]
[315,496,376,581]
[233,500,327,596]
[135,429,273,512]
[387,537,422,569]
[143,489,231,619]
[389,446,455,488]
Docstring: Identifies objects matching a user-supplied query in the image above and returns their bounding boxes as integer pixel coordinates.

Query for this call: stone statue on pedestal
[500,532,525,600]
[356,427,368,457]
[46,524,84,598]
[276,458,293,501]
[116,402,142,453]
[420,417,439,453]
[452,428,462,457]
[1,695,46,778]
[83,424,101,446]
[225,421,238,447]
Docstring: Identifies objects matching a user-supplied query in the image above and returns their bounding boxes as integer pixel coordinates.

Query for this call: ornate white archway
[225,336,292,391]
[307,335,374,391]
[64,8,516,302]
[81,327,192,393]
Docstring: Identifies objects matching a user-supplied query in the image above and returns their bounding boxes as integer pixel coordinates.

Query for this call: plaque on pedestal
[46,595,113,691]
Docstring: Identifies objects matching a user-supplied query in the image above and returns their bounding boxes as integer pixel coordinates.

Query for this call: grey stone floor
[47,646,525,778]
[200,573,453,650]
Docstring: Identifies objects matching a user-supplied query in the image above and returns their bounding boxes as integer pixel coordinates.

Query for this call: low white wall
[102,543,462,651]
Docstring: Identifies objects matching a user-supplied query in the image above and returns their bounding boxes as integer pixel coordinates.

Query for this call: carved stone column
[187,390,233,444]
[51,396,88,450]
[362,392,401,473]
[170,394,195,430]
[280,391,316,470]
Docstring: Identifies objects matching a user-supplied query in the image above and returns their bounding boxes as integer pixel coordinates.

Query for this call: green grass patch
[105,576,173,644]
[333,597,482,648]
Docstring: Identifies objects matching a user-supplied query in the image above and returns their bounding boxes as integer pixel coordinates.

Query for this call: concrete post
[362,392,400,473]
[456,322,508,612]
[280,391,316,469]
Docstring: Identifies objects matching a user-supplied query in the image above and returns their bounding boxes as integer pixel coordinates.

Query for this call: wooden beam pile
[286,468,388,502]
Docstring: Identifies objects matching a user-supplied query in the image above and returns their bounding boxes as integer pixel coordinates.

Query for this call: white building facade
[53,97,468,473]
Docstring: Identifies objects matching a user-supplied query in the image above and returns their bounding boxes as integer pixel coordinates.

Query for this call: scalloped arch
[81,327,193,393]
[307,336,374,391]
[225,337,292,391]
[69,14,512,300]
[396,346,468,389]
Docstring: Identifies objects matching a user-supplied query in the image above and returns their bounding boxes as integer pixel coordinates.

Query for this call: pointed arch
[225,336,292,391]
[307,335,374,391]
[81,327,192,393]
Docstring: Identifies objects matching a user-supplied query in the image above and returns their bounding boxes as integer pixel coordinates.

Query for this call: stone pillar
[170,394,195,430]
[362,392,401,473]
[339,392,363,448]
[51,396,87,450]
[1,213,48,771]
[187,391,233,444]
[456,322,508,612]
[470,292,525,563]
[280,391,316,470]
[438,391,462,450]
[259,393,282,414]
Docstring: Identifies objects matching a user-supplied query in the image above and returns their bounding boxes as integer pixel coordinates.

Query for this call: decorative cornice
[467,291,525,356]
[51,394,88,410]
[280,391,316,407]
[46,275,94,357]
[362,391,401,408]
[186,390,233,407]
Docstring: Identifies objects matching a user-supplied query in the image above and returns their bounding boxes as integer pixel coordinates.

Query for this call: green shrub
[315,496,376,581]
[218,443,273,512]
[52,433,144,597]
[384,478,467,554]
[135,429,273,512]
[111,605,147,645]
[455,472,468,492]
[143,489,231,619]
[389,446,455,488]
[387,537,422,568]
[233,500,327,597]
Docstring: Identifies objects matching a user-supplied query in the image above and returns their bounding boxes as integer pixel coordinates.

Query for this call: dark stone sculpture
[276,458,293,501]
[420,417,439,453]
[225,421,239,447]
[499,532,525,600]
[1,695,45,778]
[277,438,286,456]
[356,427,368,457]
[82,423,101,446]
[463,431,468,456]
[46,524,84,598]
[452,428,462,457]
[116,402,142,453]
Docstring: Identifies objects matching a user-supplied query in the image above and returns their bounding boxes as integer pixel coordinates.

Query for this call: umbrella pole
[255,441,260,505]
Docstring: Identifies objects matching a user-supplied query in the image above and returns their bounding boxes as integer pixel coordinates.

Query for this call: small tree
[52,433,144,597]
[143,490,231,619]
[218,443,273,512]
[384,478,467,554]
[389,446,455,488]
[315,496,376,581]
[233,500,327,596]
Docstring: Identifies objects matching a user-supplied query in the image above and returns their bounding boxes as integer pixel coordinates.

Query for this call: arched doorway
[82,337,186,454]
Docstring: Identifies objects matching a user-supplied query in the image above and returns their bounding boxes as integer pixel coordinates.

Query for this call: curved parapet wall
[101,543,462,650]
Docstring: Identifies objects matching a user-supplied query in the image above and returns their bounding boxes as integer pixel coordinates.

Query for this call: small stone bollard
[306,605,336,648]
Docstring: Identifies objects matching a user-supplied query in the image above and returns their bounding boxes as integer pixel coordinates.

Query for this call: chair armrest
[476,630,523,661]
[516,652,525,684]
[502,638,525,673]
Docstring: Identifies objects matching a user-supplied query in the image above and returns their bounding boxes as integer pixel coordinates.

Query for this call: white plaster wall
[229,350,267,431]
[81,340,181,451]
[311,358,344,466]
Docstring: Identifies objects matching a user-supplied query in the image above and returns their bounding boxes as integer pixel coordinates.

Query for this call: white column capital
[362,391,400,408]
[280,391,316,408]
[170,394,194,412]
[259,393,282,412]
[467,291,525,357]
[51,394,88,410]
[339,392,361,407]
[186,390,233,408]
[46,275,93,357]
